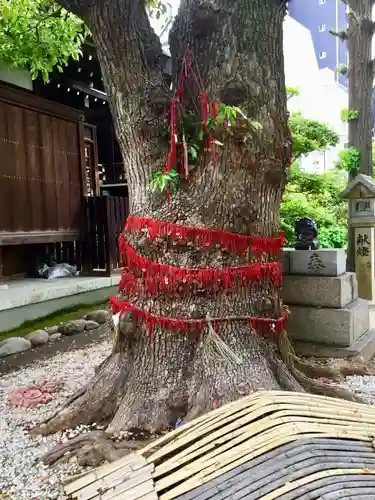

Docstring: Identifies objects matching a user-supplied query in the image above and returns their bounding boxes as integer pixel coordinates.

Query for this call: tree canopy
[289,112,340,162]
[0,0,86,81]
[0,0,171,81]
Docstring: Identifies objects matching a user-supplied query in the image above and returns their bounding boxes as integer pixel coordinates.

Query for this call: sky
[149,0,180,53]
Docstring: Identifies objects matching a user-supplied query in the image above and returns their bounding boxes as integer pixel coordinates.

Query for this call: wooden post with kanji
[341,174,375,302]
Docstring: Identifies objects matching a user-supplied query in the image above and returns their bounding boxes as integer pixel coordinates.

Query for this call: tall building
[284,15,348,172]
[288,0,348,87]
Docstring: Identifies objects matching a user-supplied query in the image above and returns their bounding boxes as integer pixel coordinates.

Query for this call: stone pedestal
[288,248,347,277]
[287,299,369,346]
[282,248,375,360]
[283,272,357,309]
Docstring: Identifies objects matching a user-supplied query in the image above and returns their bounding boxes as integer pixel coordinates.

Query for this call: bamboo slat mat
[64,391,375,500]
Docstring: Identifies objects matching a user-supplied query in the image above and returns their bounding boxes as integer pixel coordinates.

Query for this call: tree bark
[35,0,359,441]
[346,0,374,271]
[347,0,374,174]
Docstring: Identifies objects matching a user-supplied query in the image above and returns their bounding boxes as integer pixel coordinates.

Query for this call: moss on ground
[0,302,108,340]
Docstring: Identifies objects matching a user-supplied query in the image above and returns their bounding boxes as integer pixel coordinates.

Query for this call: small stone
[85,309,110,325]
[45,325,60,336]
[48,333,62,341]
[59,319,86,336]
[26,330,49,346]
[84,320,100,331]
[0,337,32,358]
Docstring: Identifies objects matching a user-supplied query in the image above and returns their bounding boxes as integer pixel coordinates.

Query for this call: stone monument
[340,174,375,302]
[280,204,375,359]
[282,247,375,360]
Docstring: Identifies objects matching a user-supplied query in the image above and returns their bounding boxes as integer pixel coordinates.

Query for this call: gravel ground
[2,342,375,500]
[0,340,111,500]
[307,356,375,405]
[343,375,375,404]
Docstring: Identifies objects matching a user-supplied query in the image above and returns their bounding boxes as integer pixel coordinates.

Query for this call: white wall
[284,16,348,173]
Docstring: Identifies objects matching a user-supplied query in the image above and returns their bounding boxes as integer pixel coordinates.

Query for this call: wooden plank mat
[64,452,157,500]
[63,391,375,500]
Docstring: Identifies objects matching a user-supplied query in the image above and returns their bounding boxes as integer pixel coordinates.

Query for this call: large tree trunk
[346,0,374,271]
[35,0,359,442]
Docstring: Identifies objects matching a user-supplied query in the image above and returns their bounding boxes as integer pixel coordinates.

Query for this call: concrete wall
[0,62,33,90]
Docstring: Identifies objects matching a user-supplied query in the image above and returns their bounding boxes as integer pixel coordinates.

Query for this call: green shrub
[280,167,347,248]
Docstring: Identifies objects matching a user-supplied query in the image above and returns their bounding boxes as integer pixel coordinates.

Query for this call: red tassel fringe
[125,216,284,255]
[120,237,283,288]
[110,297,286,337]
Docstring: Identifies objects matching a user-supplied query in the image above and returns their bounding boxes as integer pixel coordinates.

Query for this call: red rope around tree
[124,216,284,255]
[120,236,283,289]
[110,296,287,336]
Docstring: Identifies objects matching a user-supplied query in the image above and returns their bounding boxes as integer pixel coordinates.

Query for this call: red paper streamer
[119,237,282,288]
[200,91,208,132]
[164,98,178,175]
[110,297,286,336]
[211,101,218,120]
[125,216,284,255]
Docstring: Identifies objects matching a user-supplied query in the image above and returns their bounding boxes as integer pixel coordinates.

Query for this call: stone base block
[292,328,375,362]
[280,249,293,275]
[283,272,358,308]
[286,248,346,277]
[288,299,369,346]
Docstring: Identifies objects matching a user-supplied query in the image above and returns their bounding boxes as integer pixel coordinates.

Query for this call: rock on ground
[0,340,111,499]
[0,338,32,358]
[48,333,62,342]
[26,330,49,347]
[84,321,100,331]
[45,326,60,336]
[59,320,86,336]
[84,310,110,325]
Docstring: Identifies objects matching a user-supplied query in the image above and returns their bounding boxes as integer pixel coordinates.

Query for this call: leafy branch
[329,28,348,41]
[336,64,348,75]
[335,147,361,174]
[340,108,360,122]
[286,86,300,100]
[289,112,340,162]
[0,0,87,81]
[150,168,179,193]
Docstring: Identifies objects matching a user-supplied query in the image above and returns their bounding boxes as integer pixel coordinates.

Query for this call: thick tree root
[277,332,365,403]
[32,326,369,469]
[41,430,141,467]
[32,353,127,436]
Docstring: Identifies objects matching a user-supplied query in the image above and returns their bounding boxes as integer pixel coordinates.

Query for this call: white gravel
[2,340,375,499]
[343,375,375,404]
[0,340,111,500]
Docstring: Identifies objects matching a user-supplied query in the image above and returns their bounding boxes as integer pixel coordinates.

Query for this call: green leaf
[189,146,198,160]
[168,168,179,179]
[150,168,179,193]
[2,5,10,20]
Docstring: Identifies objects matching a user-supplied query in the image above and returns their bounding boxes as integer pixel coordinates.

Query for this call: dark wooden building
[0,43,151,279]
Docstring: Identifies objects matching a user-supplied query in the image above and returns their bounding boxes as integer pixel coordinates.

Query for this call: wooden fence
[85,196,129,276]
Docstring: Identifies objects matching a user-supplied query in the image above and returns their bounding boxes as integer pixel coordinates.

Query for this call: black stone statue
[294,217,319,250]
